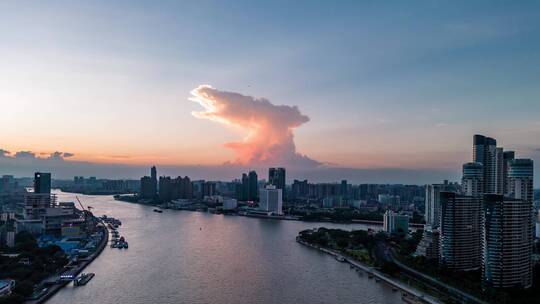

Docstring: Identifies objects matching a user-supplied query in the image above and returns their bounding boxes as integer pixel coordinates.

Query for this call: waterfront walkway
[296,238,440,304]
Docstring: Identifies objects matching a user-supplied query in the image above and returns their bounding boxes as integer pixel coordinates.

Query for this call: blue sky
[0,1,539,184]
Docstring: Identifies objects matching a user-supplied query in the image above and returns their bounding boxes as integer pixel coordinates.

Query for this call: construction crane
[76,196,92,233]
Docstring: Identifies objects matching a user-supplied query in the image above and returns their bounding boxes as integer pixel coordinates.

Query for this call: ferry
[74,273,95,286]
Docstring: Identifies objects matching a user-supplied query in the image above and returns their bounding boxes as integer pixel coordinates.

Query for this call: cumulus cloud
[0,149,10,157]
[190,85,320,167]
[48,151,75,160]
[1,149,74,160]
[14,151,36,159]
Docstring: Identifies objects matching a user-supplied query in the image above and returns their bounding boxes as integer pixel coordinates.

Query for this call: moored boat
[74,273,95,286]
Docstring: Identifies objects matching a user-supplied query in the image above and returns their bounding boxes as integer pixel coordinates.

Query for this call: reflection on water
[48,191,401,304]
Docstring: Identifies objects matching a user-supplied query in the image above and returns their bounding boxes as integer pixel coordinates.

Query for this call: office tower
[473,135,497,194]
[34,172,51,194]
[383,210,409,234]
[268,167,286,190]
[482,194,533,289]
[425,184,443,228]
[503,151,515,195]
[248,171,258,201]
[259,185,283,215]
[462,162,484,197]
[439,192,482,271]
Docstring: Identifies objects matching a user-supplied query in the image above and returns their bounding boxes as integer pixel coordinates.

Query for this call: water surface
[48,191,402,304]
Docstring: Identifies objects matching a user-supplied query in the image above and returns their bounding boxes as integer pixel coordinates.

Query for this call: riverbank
[296,238,440,304]
[25,224,109,304]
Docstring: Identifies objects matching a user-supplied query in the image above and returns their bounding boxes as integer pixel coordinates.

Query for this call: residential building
[462,162,484,197]
[482,194,533,289]
[259,185,283,215]
[473,135,497,194]
[439,192,482,271]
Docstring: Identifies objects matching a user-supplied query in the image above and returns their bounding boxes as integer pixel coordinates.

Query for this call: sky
[0,1,539,185]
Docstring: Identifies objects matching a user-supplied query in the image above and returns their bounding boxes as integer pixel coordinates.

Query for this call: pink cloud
[190,85,320,167]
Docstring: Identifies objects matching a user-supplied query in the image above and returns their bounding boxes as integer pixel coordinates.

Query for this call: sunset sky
[1,1,539,183]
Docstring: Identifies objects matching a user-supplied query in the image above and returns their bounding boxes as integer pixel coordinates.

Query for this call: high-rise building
[291,179,309,199]
[202,182,216,197]
[495,147,504,194]
[140,167,158,199]
[507,159,534,205]
[503,151,515,195]
[34,172,51,194]
[473,135,497,194]
[158,176,172,201]
[150,166,158,196]
[462,162,484,197]
[268,167,286,190]
[482,194,533,289]
[340,180,348,198]
[259,185,282,215]
[248,171,258,201]
[425,184,443,228]
[439,192,482,271]
[158,176,193,201]
[237,171,259,201]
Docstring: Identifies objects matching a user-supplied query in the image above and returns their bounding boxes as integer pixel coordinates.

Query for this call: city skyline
[1,1,540,184]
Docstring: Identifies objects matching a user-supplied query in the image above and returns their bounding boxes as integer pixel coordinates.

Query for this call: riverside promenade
[25,224,109,304]
[296,238,440,304]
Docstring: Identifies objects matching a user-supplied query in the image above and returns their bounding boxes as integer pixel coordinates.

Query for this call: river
[47,191,402,304]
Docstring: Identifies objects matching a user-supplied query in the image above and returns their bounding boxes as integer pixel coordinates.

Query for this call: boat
[334,255,346,262]
[153,209,163,213]
[74,273,95,286]
[401,293,421,304]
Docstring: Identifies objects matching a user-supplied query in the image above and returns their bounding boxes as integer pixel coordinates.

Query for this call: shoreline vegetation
[297,227,540,304]
[112,194,426,226]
